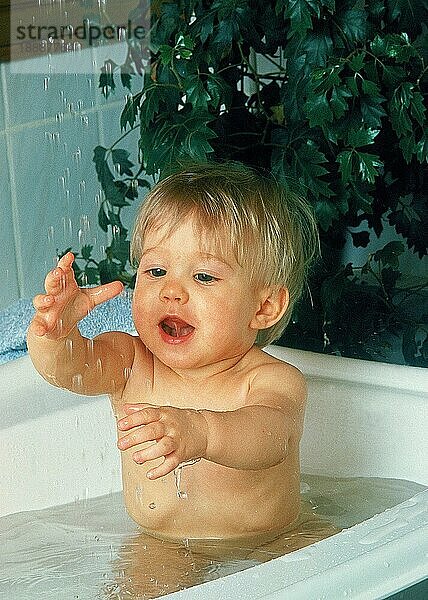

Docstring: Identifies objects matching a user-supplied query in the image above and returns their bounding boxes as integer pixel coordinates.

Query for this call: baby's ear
[250,287,289,330]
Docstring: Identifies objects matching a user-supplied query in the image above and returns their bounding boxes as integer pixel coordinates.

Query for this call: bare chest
[117,365,251,413]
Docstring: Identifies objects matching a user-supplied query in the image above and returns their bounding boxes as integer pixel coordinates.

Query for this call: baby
[27,161,319,543]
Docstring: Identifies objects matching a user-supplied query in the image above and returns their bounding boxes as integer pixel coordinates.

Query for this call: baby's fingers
[33,293,55,311]
[28,315,49,337]
[85,280,124,308]
[57,251,74,270]
[118,406,160,430]
[146,454,180,480]
[44,253,76,295]
[29,294,56,336]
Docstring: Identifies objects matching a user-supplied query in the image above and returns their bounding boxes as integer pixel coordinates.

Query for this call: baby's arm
[27,252,135,396]
[117,363,306,478]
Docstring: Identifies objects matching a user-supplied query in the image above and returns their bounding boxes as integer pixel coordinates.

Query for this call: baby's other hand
[29,252,123,339]
[117,404,208,479]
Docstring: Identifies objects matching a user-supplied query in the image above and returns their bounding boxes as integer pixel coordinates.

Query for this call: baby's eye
[194,272,218,284]
[147,268,166,278]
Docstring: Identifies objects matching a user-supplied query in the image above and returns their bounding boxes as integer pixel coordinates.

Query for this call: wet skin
[27,220,306,542]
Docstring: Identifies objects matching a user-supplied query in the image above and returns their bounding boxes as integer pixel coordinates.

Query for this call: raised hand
[29,252,123,339]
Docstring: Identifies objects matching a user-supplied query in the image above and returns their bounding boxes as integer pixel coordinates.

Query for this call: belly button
[149,502,156,509]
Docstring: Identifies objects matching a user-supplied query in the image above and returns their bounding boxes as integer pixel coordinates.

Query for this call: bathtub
[1,347,427,599]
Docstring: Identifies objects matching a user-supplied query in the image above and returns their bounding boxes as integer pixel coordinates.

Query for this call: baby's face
[132,218,263,373]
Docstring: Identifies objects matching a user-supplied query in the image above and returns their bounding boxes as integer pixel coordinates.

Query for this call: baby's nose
[160,281,189,304]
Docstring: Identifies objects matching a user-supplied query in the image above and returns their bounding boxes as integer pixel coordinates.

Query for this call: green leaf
[206,74,231,109]
[320,264,354,309]
[345,76,359,97]
[98,205,109,233]
[120,68,133,91]
[314,199,339,231]
[81,245,93,260]
[107,210,123,229]
[83,267,99,285]
[381,65,407,87]
[99,70,115,99]
[351,231,370,247]
[304,92,333,127]
[181,120,218,158]
[139,85,161,126]
[282,0,315,38]
[399,133,416,163]
[301,29,333,66]
[373,241,405,267]
[402,325,428,368]
[120,93,141,131]
[184,75,211,110]
[389,88,413,136]
[410,91,426,127]
[98,259,120,284]
[416,133,428,163]
[292,140,333,200]
[110,235,130,266]
[158,44,174,66]
[337,150,353,184]
[361,79,381,96]
[93,146,127,207]
[360,96,387,128]
[348,52,365,72]
[355,151,383,184]
[371,32,418,62]
[111,149,134,177]
[139,111,217,176]
[347,128,379,148]
[311,65,342,94]
[330,85,351,119]
[110,182,131,207]
[336,9,367,42]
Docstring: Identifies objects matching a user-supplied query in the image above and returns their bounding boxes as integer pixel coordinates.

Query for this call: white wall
[0,45,141,310]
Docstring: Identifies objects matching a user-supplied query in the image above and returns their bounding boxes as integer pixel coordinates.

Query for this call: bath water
[0,475,425,600]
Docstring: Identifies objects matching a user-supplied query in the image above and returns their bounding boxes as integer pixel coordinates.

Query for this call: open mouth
[159,317,195,343]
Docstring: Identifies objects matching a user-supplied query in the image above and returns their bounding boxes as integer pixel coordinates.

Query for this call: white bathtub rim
[161,488,428,599]
[265,345,428,395]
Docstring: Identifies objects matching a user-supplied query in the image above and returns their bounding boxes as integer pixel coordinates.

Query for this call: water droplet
[72,146,82,163]
[72,373,83,390]
[96,358,103,376]
[62,216,73,239]
[57,318,64,335]
[66,338,73,360]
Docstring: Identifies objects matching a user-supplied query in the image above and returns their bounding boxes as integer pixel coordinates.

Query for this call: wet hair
[131,161,320,347]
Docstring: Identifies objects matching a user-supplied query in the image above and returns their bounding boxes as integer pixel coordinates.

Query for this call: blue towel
[0,293,135,365]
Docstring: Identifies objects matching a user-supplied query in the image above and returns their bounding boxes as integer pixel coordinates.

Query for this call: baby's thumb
[87,281,124,307]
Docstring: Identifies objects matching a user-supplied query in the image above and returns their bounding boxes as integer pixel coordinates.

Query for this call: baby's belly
[120,452,300,541]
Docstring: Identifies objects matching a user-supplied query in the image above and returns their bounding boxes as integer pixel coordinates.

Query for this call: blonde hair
[131,161,319,347]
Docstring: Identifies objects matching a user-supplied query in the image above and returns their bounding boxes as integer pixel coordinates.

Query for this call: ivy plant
[69,0,428,366]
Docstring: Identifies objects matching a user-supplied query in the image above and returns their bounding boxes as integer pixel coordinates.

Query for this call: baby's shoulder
[245,347,307,402]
